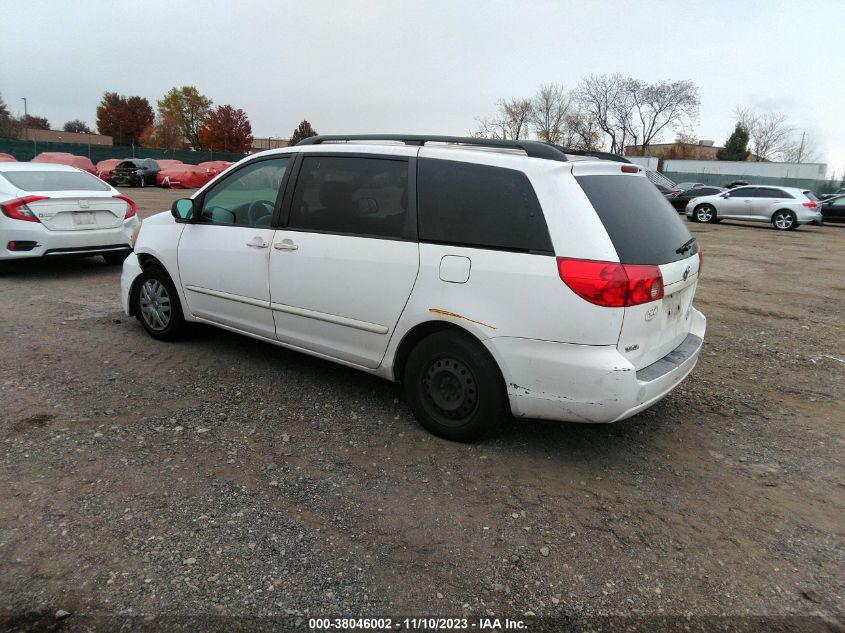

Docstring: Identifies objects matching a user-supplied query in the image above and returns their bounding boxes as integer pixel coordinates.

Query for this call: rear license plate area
[72,211,96,226]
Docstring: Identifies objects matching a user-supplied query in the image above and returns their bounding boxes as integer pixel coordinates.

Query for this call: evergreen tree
[289,120,317,146]
[716,123,750,161]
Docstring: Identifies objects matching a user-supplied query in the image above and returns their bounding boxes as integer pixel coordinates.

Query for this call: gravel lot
[1,187,843,632]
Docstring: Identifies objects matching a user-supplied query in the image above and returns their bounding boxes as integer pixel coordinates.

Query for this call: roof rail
[547,144,632,164]
[297,134,570,162]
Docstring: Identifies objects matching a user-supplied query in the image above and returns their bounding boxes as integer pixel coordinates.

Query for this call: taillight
[802,201,817,208]
[621,165,639,173]
[698,250,704,275]
[0,195,49,222]
[556,258,664,308]
[113,194,137,219]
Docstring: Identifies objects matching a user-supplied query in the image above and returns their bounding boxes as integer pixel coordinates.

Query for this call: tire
[103,251,129,266]
[772,209,798,231]
[694,204,717,223]
[403,331,508,442]
[131,265,186,341]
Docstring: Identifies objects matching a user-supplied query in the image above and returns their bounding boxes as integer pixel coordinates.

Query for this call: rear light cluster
[557,257,664,307]
[1,195,48,223]
[802,201,817,208]
[113,194,137,219]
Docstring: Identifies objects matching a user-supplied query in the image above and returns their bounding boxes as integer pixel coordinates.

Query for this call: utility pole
[20,97,28,146]
[797,131,805,164]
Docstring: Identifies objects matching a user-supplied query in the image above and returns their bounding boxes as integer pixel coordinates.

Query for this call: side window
[417,158,553,253]
[729,187,757,198]
[200,157,289,227]
[288,156,411,239]
[832,198,845,207]
[758,188,791,199]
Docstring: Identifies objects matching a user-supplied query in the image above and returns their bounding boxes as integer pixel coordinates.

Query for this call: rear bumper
[0,218,139,260]
[486,308,706,423]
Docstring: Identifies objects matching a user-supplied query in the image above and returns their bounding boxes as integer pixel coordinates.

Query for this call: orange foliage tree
[197,105,253,153]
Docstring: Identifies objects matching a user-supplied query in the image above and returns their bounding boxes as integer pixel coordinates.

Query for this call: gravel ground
[1,188,843,632]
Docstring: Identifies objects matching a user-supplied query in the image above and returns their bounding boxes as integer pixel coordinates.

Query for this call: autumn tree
[716,123,750,161]
[63,120,91,134]
[576,74,635,154]
[139,114,183,150]
[157,86,212,150]
[96,92,154,145]
[289,120,318,145]
[22,114,50,130]
[473,98,533,140]
[0,93,19,138]
[198,105,253,152]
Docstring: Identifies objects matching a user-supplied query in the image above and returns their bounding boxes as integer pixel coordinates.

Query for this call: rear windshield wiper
[675,237,696,255]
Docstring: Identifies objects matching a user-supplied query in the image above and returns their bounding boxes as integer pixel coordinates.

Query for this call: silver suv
[686,185,823,230]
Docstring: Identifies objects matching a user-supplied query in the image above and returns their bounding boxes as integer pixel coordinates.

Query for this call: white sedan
[0,162,140,264]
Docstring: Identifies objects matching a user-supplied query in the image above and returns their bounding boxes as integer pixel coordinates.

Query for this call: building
[17,127,113,146]
[625,140,721,160]
[663,159,828,190]
[251,137,289,151]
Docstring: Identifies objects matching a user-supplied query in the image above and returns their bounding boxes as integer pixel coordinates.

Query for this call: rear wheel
[131,266,185,341]
[403,331,508,442]
[772,209,797,231]
[694,204,717,223]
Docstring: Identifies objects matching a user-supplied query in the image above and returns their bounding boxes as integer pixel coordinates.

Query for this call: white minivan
[121,135,706,441]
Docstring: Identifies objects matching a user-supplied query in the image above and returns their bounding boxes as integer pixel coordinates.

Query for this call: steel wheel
[138,279,172,331]
[422,356,478,425]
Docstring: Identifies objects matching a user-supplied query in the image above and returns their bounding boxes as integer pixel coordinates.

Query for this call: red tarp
[156,165,212,189]
[31,152,96,174]
[198,161,233,178]
[95,158,122,181]
[0,153,17,162]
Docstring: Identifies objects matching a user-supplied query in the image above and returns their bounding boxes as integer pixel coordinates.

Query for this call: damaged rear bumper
[485,308,706,423]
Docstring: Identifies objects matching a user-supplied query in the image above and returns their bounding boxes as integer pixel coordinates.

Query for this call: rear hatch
[27,193,129,231]
[575,169,701,371]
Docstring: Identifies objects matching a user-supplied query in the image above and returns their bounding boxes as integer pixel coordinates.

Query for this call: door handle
[246,237,269,248]
[274,239,299,251]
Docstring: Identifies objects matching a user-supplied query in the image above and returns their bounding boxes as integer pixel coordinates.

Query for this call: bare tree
[576,74,635,154]
[780,131,820,164]
[733,107,796,161]
[530,83,572,144]
[625,79,700,155]
[473,97,533,140]
[560,112,602,150]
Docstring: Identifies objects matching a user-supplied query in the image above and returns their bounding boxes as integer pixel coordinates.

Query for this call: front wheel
[403,331,509,442]
[694,204,717,223]
[131,266,185,341]
[772,209,798,231]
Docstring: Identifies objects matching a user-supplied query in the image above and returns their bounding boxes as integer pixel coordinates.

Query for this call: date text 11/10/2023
[308,617,528,630]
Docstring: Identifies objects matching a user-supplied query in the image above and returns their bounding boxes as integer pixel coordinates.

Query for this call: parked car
[654,183,673,195]
[668,186,726,211]
[109,158,161,187]
[686,185,823,230]
[671,182,705,194]
[820,194,845,223]
[121,135,705,441]
[0,162,138,265]
[723,180,749,189]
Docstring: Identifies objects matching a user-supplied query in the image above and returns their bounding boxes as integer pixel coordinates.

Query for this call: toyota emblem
[683,264,691,281]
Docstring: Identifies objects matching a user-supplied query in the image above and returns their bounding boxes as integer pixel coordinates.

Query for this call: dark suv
[109,159,161,187]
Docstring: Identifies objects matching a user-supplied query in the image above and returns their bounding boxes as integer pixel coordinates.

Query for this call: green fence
[0,137,247,165]
[663,171,836,194]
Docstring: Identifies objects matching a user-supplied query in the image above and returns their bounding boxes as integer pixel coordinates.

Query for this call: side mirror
[720,193,729,198]
[171,198,194,222]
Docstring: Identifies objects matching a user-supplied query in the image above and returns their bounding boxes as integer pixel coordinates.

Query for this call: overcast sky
[1,0,843,176]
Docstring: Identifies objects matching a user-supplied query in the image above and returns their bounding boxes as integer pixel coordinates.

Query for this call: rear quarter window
[418,158,553,253]
[0,170,110,192]
[576,174,697,265]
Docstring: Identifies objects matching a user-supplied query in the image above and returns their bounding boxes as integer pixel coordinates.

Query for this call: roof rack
[546,144,632,164]
[297,134,570,162]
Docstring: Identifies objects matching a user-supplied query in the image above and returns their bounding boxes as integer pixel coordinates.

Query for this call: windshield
[0,170,111,192]
[576,174,697,265]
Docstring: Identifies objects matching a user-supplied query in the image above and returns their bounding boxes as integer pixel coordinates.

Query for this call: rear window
[0,170,110,192]
[418,158,553,253]
[576,175,697,265]
[803,191,818,201]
